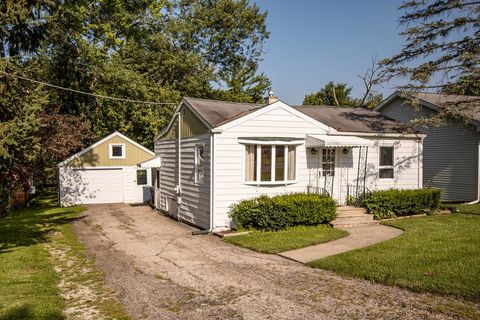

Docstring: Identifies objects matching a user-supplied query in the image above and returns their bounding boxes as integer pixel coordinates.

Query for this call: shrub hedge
[229,193,337,231]
[362,188,441,220]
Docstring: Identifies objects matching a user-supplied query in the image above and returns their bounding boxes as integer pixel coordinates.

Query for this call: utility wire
[1,71,178,105]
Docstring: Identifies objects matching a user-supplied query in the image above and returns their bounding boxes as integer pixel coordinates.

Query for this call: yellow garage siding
[71,136,153,167]
[159,105,209,140]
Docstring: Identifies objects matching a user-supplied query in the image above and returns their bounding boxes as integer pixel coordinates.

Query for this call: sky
[253,0,406,105]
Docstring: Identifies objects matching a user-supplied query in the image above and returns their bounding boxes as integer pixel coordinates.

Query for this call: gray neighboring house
[376,91,480,202]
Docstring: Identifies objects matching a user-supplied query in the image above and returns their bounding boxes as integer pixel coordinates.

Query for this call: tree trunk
[332,85,339,106]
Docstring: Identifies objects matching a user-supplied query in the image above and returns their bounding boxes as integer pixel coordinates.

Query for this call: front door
[321,148,336,197]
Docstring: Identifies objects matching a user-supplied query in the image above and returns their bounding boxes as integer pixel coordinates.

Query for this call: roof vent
[264,89,279,105]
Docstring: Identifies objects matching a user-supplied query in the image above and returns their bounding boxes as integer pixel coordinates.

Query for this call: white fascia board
[374,91,401,111]
[58,131,154,167]
[238,138,304,145]
[154,98,214,141]
[332,131,426,139]
[59,166,132,169]
[214,100,334,133]
[154,101,184,140]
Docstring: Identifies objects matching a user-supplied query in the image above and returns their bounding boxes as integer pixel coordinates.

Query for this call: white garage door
[59,168,124,205]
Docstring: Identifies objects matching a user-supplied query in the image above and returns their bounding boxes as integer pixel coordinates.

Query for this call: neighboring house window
[245,144,296,184]
[195,144,205,184]
[109,143,125,159]
[156,170,160,188]
[379,146,394,179]
[137,169,147,185]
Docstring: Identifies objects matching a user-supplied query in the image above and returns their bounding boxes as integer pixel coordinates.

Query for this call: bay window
[245,144,296,184]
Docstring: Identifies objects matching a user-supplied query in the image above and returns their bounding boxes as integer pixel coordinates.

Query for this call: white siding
[154,133,211,229]
[381,97,480,202]
[59,166,151,205]
[123,167,136,203]
[212,106,422,229]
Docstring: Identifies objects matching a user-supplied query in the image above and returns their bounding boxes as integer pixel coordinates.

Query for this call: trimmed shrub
[362,188,441,220]
[229,193,337,231]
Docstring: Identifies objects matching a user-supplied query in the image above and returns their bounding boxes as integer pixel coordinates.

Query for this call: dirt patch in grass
[46,219,130,320]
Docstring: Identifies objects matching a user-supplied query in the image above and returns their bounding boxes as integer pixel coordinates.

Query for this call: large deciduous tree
[0,0,271,214]
[303,82,355,106]
[381,0,480,123]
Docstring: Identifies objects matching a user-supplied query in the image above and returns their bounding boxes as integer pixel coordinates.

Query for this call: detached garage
[58,131,156,206]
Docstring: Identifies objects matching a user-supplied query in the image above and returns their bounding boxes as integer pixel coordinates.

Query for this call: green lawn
[309,213,480,300]
[455,204,480,215]
[224,225,348,254]
[0,193,130,320]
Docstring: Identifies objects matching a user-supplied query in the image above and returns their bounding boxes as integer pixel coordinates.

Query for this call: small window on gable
[379,146,394,179]
[109,144,125,159]
[195,144,205,184]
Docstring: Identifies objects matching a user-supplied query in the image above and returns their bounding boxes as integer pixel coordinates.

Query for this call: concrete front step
[337,205,366,212]
[333,216,374,224]
[336,206,368,217]
[336,210,368,218]
[333,206,376,227]
[333,222,379,227]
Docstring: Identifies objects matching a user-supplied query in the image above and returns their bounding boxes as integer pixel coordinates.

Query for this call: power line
[1,71,178,105]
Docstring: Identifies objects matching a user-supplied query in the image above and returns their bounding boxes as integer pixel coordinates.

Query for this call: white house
[152,96,425,231]
[58,131,156,206]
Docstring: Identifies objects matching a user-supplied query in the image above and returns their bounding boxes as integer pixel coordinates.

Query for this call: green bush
[229,193,337,231]
[362,188,441,220]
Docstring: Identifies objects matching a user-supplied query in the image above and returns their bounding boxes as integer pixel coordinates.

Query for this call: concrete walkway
[278,224,404,263]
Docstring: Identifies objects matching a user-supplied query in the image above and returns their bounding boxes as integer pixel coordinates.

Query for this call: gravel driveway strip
[73,204,479,320]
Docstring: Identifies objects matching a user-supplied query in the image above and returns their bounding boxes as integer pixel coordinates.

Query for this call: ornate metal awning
[305,134,374,148]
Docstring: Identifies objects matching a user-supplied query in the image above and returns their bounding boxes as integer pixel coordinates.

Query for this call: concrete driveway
[73,204,477,320]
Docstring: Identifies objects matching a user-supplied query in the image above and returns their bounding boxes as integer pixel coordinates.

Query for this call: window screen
[379,147,394,179]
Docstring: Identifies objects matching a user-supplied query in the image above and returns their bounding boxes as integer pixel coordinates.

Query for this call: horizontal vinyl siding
[381,97,479,201]
[154,134,211,229]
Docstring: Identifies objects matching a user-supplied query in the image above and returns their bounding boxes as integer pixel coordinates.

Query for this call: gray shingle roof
[183,97,415,134]
[409,92,480,122]
[295,106,416,133]
[184,97,263,127]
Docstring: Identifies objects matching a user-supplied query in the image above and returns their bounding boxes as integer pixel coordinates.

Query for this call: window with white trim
[245,144,296,184]
[195,144,205,184]
[136,169,147,185]
[379,146,394,179]
[109,144,125,159]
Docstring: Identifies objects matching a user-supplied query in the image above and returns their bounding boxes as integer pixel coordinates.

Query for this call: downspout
[467,142,480,204]
[209,132,215,231]
[178,111,182,221]
[192,131,215,235]
[170,111,182,220]
[418,138,423,189]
